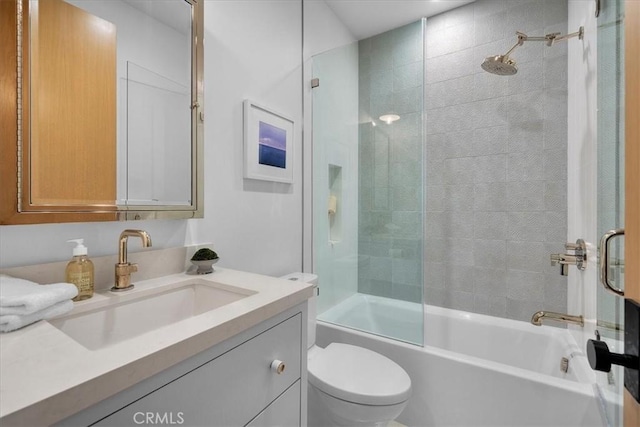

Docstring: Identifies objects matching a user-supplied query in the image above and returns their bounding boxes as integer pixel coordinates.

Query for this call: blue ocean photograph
[258,121,286,169]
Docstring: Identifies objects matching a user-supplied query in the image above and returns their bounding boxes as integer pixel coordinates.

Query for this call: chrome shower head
[481,55,518,76]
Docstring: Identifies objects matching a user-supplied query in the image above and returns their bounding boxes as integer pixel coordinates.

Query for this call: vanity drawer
[94,313,302,427]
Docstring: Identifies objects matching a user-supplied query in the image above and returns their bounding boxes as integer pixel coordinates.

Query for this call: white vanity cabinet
[58,303,307,427]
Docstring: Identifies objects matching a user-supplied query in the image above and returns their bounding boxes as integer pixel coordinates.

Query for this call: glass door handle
[599,228,625,296]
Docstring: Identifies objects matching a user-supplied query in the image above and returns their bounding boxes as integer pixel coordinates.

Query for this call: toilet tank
[280,272,318,349]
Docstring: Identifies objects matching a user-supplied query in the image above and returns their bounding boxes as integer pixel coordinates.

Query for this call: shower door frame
[623,1,640,424]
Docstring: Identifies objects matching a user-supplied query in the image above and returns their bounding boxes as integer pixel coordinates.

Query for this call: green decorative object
[190,248,219,274]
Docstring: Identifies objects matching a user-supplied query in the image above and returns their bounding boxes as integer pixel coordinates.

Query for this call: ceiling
[324,0,476,40]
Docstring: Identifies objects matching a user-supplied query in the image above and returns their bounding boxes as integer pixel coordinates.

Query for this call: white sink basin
[50,279,255,350]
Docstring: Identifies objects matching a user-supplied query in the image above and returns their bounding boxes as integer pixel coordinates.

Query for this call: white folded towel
[0,274,78,316]
[0,300,74,333]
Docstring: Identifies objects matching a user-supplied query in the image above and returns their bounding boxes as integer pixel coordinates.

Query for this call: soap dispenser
[66,239,95,301]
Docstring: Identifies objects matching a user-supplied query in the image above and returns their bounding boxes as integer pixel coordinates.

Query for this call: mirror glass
[23,0,200,217]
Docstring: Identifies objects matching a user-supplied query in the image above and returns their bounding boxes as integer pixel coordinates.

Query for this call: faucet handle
[129,263,138,273]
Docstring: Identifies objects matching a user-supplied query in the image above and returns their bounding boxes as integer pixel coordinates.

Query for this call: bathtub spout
[531,311,584,327]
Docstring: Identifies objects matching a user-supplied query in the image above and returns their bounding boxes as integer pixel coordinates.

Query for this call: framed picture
[243,100,294,183]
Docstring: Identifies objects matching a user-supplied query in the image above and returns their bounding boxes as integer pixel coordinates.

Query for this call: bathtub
[317,293,608,427]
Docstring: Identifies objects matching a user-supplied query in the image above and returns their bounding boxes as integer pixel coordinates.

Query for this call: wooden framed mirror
[0,0,203,225]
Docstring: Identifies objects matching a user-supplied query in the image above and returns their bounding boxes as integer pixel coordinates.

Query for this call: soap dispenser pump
[66,239,95,301]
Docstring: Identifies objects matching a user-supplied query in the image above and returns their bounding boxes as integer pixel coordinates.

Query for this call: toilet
[280,273,411,427]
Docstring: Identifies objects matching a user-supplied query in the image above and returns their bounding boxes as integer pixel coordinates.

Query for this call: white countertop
[0,268,313,426]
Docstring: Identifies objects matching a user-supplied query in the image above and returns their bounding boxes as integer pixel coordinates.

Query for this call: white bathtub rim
[317,319,598,397]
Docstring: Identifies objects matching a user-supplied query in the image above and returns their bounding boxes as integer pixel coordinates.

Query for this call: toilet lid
[308,343,412,406]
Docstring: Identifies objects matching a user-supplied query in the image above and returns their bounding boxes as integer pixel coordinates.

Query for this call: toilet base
[308,384,407,427]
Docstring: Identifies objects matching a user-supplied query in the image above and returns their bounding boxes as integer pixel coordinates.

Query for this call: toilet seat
[307,343,411,406]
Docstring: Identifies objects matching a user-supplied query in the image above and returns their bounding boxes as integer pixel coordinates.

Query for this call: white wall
[1,1,304,280]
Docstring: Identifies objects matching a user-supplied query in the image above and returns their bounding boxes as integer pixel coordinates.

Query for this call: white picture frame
[243,99,294,184]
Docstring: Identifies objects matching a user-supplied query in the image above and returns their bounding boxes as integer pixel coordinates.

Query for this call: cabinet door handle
[599,228,625,296]
[270,360,285,374]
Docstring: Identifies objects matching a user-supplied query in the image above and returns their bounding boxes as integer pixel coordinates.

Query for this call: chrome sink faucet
[531,311,584,327]
[112,229,152,292]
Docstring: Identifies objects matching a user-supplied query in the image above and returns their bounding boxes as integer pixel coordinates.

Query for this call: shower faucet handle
[550,239,587,276]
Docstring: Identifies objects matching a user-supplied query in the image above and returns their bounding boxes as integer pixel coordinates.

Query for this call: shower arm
[511,27,584,49]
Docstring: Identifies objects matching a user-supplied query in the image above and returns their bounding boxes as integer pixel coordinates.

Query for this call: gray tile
[544,88,568,121]
[394,112,422,140]
[443,210,475,238]
[442,290,475,312]
[544,211,567,243]
[425,262,446,289]
[391,160,421,188]
[474,294,507,318]
[368,256,392,281]
[426,133,447,162]
[506,181,545,211]
[474,154,506,183]
[426,185,445,211]
[475,0,507,17]
[426,160,445,185]
[507,211,546,242]
[506,269,544,301]
[474,211,507,240]
[505,298,543,322]
[507,90,545,123]
[393,88,422,114]
[473,126,508,155]
[393,283,423,303]
[544,55,568,90]
[474,239,506,269]
[425,238,446,263]
[368,279,394,298]
[506,60,544,95]
[392,135,422,163]
[426,212,447,238]
[446,265,475,292]
[392,258,421,285]
[475,11,507,45]
[426,81,446,110]
[444,130,475,159]
[507,151,545,181]
[474,70,508,101]
[508,120,544,153]
[392,186,421,211]
[393,35,423,68]
[543,118,568,150]
[543,272,567,311]
[544,180,567,210]
[394,61,422,91]
[393,20,424,43]
[474,182,508,211]
[444,157,475,184]
[371,68,393,96]
[442,75,475,107]
[445,185,475,211]
[505,0,544,34]
[424,287,447,306]
[507,241,547,272]
[374,187,389,210]
[473,267,507,297]
[445,238,475,266]
[543,0,568,27]
[544,148,567,181]
[473,97,508,129]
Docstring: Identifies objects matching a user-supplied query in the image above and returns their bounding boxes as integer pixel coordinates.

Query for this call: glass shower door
[312,20,426,346]
[596,0,625,424]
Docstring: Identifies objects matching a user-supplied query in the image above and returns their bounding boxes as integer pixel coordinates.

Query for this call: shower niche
[328,164,342,244]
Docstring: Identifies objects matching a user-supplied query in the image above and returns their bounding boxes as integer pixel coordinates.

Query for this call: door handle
[599,228,625,296]
[587,299,640,404]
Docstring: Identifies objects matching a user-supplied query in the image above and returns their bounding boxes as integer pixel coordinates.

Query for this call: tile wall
[357,20,425,304]
[424,0,569,321]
